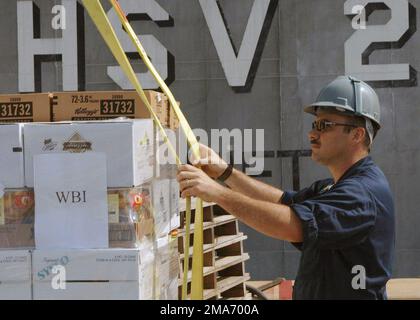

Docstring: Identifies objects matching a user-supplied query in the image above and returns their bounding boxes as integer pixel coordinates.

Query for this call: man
[177,76,395,299]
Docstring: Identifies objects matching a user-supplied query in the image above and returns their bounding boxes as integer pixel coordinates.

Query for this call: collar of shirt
[336,156,373,184]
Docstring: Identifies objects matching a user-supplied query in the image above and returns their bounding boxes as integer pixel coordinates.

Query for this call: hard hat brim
[305,102,381,130]
[304,102,356,116]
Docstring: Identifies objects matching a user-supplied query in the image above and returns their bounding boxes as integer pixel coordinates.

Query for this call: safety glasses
[312,119,357,132]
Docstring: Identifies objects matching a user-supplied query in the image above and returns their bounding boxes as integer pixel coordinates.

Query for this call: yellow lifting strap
[82,0,204,300]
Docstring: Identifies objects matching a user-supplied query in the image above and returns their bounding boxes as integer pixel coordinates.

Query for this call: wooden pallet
[177,198,250,300]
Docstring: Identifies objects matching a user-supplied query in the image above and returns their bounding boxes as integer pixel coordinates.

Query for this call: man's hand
[189,144,228,179]
[177,164,226,202]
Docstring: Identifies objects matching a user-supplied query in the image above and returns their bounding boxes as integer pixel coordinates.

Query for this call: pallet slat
[217,274,251,295]
[214,254,249,271]
[180,234,247,259]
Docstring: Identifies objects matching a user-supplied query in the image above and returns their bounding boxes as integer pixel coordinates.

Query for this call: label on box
[34,153,108,249]
[107,194,119,223]
[33,249,144,282]
[0,250,31,282]
[52,90,168,126]
[0,93,51,123]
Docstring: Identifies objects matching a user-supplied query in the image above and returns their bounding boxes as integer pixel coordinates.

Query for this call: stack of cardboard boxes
[0,90,181,300]
[0,90,180,128]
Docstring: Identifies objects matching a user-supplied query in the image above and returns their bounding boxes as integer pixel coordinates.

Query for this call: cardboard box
[0,250,32,300]
[107,185,153,224]
[52,90,169,126]
[0,93,51,123]
[0,187,155,249]
[154,236,179,300]
[24,119,154,188]
[0,189,34,225]
[169,179,180,231]
[154,127,179,230]
[167,278,179,300]
[169,103,180,130]
[0,124,25,188]
[0,189,34,249]
[108,185,154,248]
[146,91,168,127]
[152,179,170,238]
[32,248,155,300]
[0,224,34,249]
[109,221,154,248]
[0,223,154,250]
[154,127,178,179]
[34,282,152,300]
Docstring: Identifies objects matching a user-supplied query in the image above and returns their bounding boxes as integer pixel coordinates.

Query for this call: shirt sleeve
[280,179,331,206]
[288,180,377,251]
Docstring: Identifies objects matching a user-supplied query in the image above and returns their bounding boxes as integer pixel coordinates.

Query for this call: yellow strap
[109,0,200,160]
[82,0,204,300]
[191,198,204,299]
[108,0,204,300]
[81,0,177,165]
[182,197,191,300]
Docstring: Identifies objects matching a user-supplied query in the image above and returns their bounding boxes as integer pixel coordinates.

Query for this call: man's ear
[352,127,365,144]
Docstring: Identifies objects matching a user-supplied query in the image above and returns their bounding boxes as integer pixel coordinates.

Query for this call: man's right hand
[189,144,229,179]
[188,144,283,204]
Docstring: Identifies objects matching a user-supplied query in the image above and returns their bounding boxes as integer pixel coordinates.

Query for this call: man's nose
[308,128,319,141]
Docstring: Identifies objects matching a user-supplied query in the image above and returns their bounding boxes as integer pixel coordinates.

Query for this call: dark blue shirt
[281,156,395,300]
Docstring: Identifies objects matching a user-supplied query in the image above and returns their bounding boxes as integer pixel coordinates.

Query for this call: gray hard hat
[304,76,381,130]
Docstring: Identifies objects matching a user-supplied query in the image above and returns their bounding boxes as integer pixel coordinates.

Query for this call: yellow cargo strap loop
[82,0,204,300]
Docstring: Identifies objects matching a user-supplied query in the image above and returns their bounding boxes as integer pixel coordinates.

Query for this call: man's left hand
[177,164,226,202]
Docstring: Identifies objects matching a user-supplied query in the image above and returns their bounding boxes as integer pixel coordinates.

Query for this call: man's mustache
[310,139,320,146]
